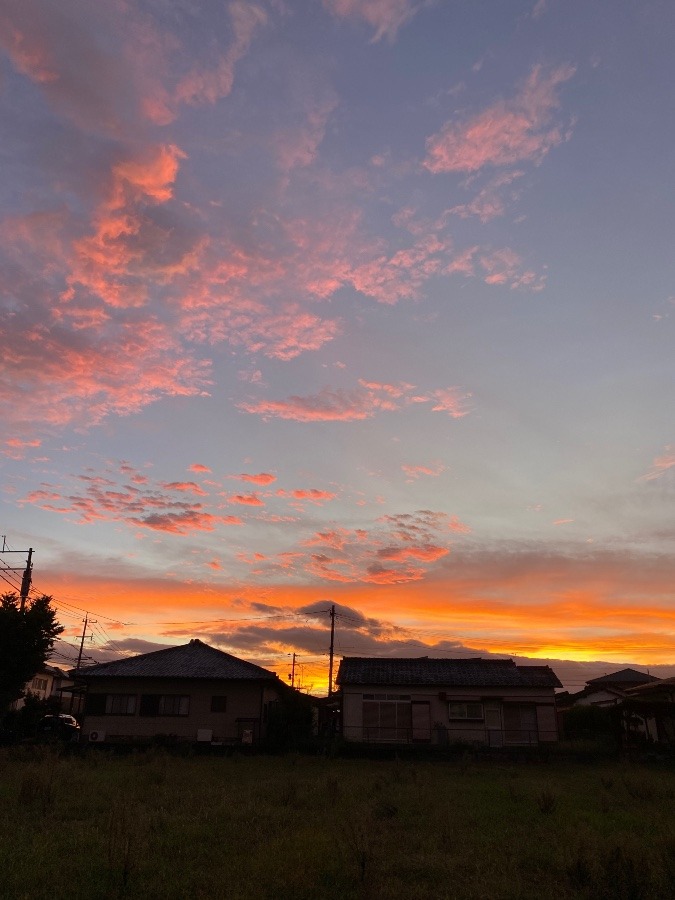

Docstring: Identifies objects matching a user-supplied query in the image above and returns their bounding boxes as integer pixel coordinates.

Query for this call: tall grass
[1,748,675,898]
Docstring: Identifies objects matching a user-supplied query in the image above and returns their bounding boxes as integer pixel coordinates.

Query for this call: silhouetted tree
[0,593,63,713]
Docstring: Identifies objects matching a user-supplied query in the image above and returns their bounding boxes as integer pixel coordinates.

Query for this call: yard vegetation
[1,746,675,899]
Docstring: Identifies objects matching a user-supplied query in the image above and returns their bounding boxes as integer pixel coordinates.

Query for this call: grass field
[1,746,674,899]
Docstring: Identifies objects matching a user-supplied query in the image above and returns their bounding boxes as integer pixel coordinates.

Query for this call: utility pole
[288,652,297,688]
[76,614,96,671]
[19,547,33,613]
[328,604,335,697]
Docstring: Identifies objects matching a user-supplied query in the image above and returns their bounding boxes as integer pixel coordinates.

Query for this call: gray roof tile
[75,639,277,681]
[336,657,561,688]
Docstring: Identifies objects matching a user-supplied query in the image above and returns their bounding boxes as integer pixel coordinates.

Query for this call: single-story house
[73,639,282,745]
[337,657,562,747]
[557,668,660,711]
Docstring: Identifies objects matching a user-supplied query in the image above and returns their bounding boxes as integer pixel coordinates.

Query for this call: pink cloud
[238,380,473,422]
[349,234,453,304]
[429,388,472,418]
[424,64,575,174]
[274,94,338,173]
[277,489,337,505]
[401,462,446,480]
[238,387,379,422]
[189,464,212,473]
[173,2,267,108]
[237,473,277,485]
[2,438,42,460]
[478,248,545,291]
[449,172,524,223]
[160,481,208,496]
[324,0,424,42]
[129,511,242,534]
[20,466,245,537]
[268,509,470,584]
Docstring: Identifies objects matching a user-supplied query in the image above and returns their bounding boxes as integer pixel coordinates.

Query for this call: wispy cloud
[323,0,426,43]
[238,380,471,422]
[401,461,446,481]
[424,64,575,174]
[638,446,675,482]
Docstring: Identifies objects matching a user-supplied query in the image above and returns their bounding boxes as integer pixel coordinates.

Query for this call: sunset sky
[1,0,674,693]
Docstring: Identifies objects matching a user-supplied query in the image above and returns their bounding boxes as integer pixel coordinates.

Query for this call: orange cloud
[189,464,212,473]
[424,64,575,173]
[227,493,265,507]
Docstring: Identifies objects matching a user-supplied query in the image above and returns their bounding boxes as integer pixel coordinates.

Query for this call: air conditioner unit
[196,729,213,742]
[88,730,106,743]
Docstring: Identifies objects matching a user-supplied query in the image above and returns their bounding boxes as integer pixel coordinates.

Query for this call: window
[32,677,48,692]
[105,694,136,716]
[448,702,484,720]
[362,698,412,741]
[139,694,189,716]
[211,696,227,713]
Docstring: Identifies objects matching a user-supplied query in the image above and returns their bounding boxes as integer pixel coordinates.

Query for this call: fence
[342,725,557,746]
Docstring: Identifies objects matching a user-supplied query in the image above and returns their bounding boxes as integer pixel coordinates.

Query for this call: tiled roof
[75,639,277,681]
[625,676,675,696]
[586,668,659,686]
[336,657,561,688]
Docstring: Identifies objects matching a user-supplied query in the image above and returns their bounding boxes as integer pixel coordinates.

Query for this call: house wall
[82,677,279,744]
[10,670,56,710]
[341,684,558,745]
[573,689,623,707]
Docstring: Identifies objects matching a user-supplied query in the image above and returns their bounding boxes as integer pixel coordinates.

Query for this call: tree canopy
[0,593,63,712]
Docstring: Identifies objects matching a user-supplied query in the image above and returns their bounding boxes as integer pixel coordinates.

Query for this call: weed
[107,799,140,892]
[326,774,339,803]
[536,789,557,814]
[18,767,55,816]
[342,815,377,884]
[566,844,593,891]
[598,846,646,900]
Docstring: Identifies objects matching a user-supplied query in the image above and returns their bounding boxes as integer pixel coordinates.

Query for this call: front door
[411,701,431,742]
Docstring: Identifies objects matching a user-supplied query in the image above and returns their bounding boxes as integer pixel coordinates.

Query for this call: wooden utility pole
[328,604,335,697]
[289,652,297,688]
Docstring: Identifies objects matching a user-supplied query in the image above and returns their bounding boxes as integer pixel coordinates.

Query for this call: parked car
[37,714,81,742]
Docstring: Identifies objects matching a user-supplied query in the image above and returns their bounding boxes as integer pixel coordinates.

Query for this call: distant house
[337,657,562,747]
[74,639,282,745]
[11,664,72,710]
[557,668,660,711]
[622,678,675,746]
